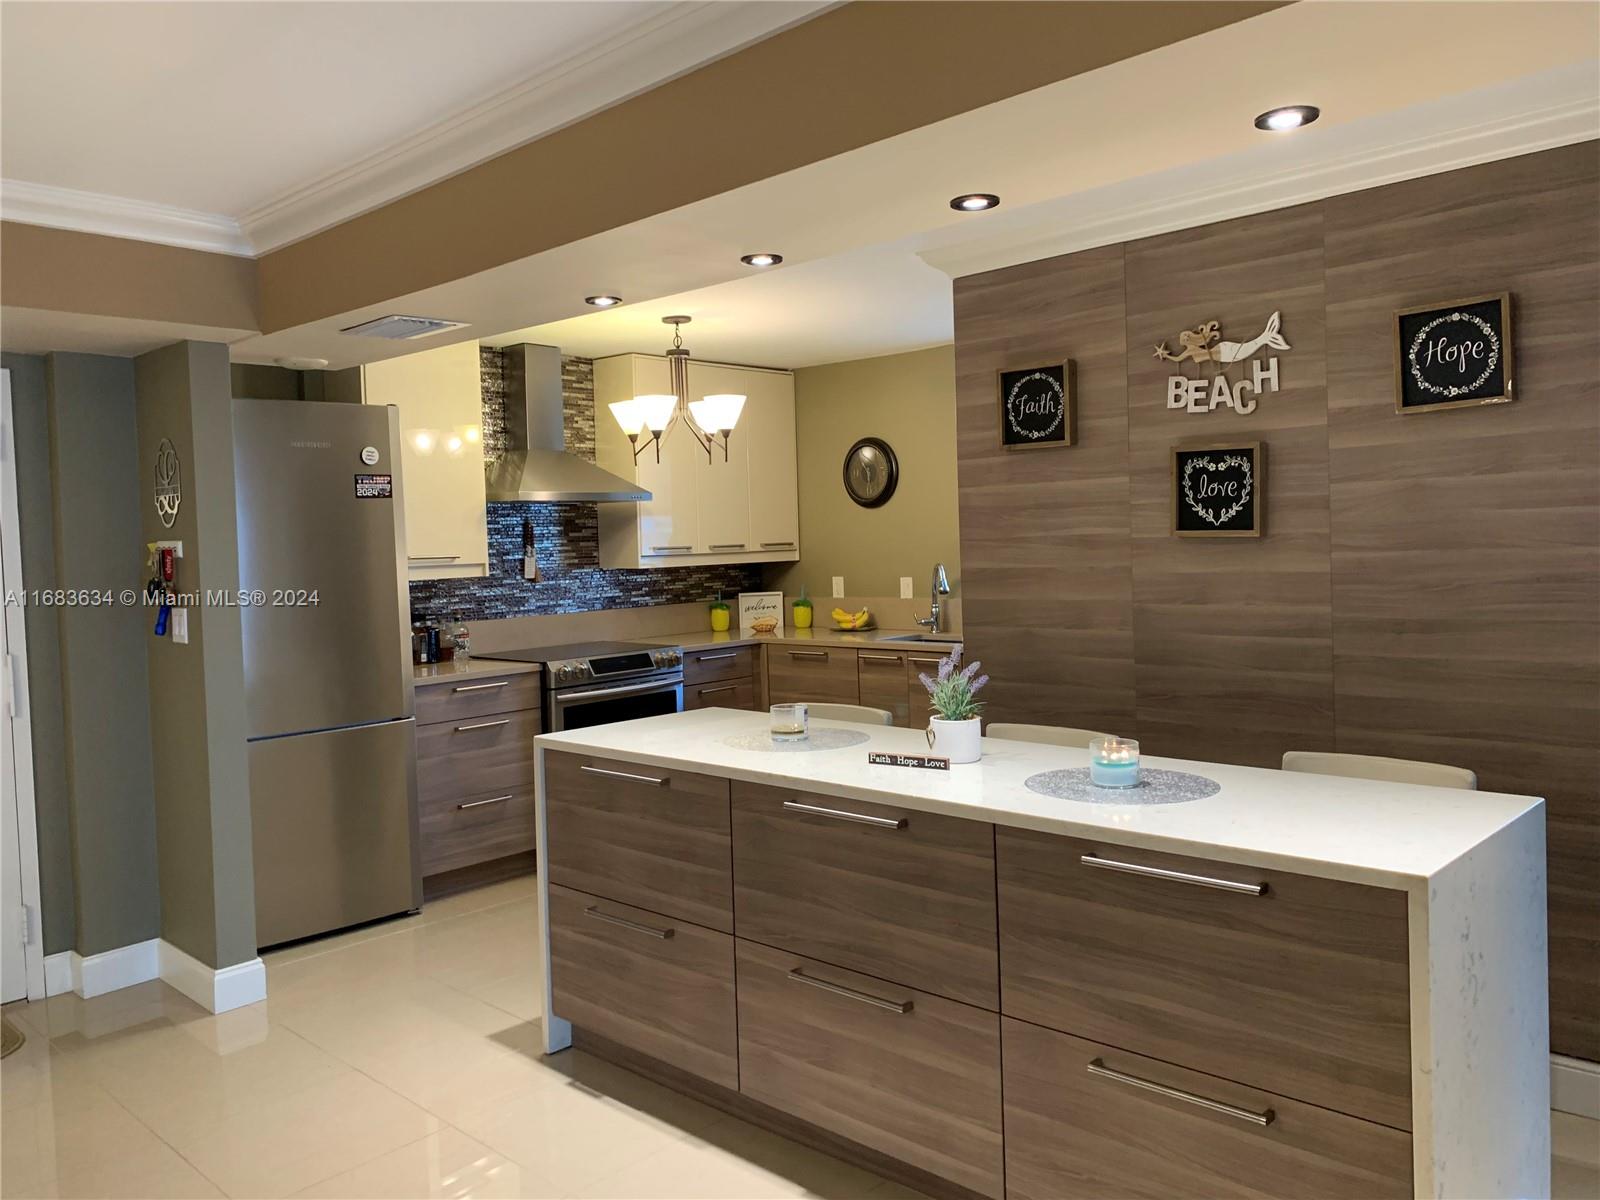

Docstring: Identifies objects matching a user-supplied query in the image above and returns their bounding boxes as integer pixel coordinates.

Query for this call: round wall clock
[842,437,899,508]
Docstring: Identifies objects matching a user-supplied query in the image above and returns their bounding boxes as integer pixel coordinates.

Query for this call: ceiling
[0,0,824,253]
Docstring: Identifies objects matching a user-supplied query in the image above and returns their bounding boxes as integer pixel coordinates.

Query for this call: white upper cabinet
[595,354,799,569]
[356,341,489,580]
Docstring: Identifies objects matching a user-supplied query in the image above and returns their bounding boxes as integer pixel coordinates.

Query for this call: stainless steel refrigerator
[233,398,421,948]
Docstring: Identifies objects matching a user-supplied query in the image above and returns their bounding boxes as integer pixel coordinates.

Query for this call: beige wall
[769,346,960,604]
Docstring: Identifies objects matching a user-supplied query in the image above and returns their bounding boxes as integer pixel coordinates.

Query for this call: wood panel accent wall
[952,141,1599,1061]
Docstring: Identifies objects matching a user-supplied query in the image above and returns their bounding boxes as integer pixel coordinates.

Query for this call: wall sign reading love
[997,361,1075,450]
[1395,293,1514,413]
[1172,441,1263,538]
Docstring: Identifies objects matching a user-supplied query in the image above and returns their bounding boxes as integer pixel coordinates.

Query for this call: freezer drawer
[249,718,421,948]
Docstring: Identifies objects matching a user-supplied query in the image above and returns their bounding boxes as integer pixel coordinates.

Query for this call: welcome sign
[1395,293,1513,413]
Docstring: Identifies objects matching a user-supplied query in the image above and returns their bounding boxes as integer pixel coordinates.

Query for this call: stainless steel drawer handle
[454,718,511,732]
[580,764,668,787]
[909,657,944,667]
[585,906,674,939]
[452,680,510,693]
[858,653,903,663]
[709,543,746,551]
[698,684,739,696]
[1080,854,1267,896]
[782,800,905,829]
[408,554,462,561]
[1086,1059,1274,1126]
[457,794,513,810]
[760,541,796,549]
[787,650,828,659]
[652,545,693,553]
[695,651,739,661]
[788,968,912,1013]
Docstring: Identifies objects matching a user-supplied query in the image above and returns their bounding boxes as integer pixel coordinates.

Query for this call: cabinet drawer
[683,644,759,687]
[765,645,858,704]
[855,650,910,726]
[420,784,535,876]
[997,831,1412,1129]
[414,672,542,726]
[549,884,737,1089]
[904,653,949,726]
[732,782,997,1007]
[1002,1019,1412,1200]
[736,940,1004,1198]
[416,708,540,804]
[544,751,733,933]
[684,678,758,712]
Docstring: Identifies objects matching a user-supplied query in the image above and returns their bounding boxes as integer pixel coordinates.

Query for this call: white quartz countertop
[535,708,1542,889]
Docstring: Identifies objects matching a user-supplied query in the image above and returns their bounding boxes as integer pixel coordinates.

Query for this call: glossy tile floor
[3,874,1597,1199]
[1,876,923,1199]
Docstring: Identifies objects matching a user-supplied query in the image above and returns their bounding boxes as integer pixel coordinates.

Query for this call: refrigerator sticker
[360,446,381,465]
[354,473,393,499]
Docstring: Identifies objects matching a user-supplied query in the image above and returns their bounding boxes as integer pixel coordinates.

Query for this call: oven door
[548,674,684,732]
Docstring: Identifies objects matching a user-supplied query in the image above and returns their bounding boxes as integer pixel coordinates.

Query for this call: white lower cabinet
[596,355,799,568]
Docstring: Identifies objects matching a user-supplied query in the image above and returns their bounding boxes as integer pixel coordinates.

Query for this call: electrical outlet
[899,576,914,599]
[171,608,189,644]
[832,576,844,598]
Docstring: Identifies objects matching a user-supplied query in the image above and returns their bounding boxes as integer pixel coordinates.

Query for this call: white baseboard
[69,939,159,998]
[1552,1054,1600,1119]
[158,941,266,1014]
[42,951,73,997]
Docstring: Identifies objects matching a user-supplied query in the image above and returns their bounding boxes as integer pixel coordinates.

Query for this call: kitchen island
[532,708,1548,1199]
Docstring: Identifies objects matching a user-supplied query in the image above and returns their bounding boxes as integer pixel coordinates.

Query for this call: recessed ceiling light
[585,295,623,307]
[1254,105,1320,132]
[740,253,783,267]
[950,193,1000,212]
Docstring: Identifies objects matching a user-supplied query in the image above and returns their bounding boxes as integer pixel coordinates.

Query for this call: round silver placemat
[722,728,872,753]
[1024,766,1220,806]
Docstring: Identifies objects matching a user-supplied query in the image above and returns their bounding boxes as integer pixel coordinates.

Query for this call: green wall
[768,345,961,599]
[1,353,74,955]
[44,352,161,957]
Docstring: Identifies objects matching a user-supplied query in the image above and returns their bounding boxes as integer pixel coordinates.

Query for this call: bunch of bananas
[831,606,873,630]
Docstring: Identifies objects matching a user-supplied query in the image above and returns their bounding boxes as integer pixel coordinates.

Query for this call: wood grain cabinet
[1002,1018,1412,1200]
[732,781,998,1007]
[543,751,733,932]
[548,884,737,1089]
[735,940,1005,1199]
[766,645,863,706]
[413,672,541,879]
[856,649,911,725]
[996,829,1413,1129]
[682,645,762,712]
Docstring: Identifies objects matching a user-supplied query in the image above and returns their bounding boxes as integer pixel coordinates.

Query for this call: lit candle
[1089,736,1141,788]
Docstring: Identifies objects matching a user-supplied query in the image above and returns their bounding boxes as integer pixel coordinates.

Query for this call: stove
[479,641,684,731]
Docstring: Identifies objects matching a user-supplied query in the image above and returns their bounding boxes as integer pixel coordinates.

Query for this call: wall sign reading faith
[1172,440,1264,538]
[1156,311,1290,415]
[1395,293,1513,413]
[997,361,1074,449]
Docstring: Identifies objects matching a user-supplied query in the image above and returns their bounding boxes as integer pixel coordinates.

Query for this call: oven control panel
[548,646,682,687]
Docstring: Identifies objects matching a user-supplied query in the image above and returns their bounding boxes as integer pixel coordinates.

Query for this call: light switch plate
[171,608,189,644]
[832,576,844,598]
[899,576,914,599]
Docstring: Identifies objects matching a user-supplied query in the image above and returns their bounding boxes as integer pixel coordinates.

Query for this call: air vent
[339,314,469,340]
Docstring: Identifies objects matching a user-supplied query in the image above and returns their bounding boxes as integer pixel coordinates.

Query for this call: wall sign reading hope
[1395,293,1514,413]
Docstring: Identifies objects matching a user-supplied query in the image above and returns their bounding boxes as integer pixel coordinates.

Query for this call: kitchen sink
[878,634,963,644]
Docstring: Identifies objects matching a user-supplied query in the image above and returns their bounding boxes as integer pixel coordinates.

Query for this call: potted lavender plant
[918,647,988,764]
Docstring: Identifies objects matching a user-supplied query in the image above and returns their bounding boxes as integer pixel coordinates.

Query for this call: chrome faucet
[915,563,951,633]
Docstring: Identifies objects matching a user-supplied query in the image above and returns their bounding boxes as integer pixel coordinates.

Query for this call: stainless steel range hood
[485,343,649,503]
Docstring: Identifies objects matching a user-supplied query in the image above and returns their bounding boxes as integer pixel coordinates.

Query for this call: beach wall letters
[1156,311,1290,415]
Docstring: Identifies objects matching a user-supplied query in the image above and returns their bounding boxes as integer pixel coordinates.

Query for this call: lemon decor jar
[709,600,731,632]
[792,589,813,629]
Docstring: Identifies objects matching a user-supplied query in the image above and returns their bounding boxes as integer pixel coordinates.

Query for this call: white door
[743,369,800,554]
[689,363,752,554]
[1,369,30,1002]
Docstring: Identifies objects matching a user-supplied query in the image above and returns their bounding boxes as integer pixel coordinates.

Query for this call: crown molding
[0,179,252,256]
[918,69,1600,281]
[238,0,830,254]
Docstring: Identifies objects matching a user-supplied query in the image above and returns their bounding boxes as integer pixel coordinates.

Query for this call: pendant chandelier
[608,315,745,464]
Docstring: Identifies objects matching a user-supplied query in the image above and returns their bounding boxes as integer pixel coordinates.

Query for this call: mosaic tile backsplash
[407,348,762,623]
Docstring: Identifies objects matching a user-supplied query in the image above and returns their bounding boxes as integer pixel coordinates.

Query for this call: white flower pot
[927,717,982,764]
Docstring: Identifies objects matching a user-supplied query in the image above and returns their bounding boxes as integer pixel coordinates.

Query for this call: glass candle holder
[770,702,809,743]
[1089,735,1141,788]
